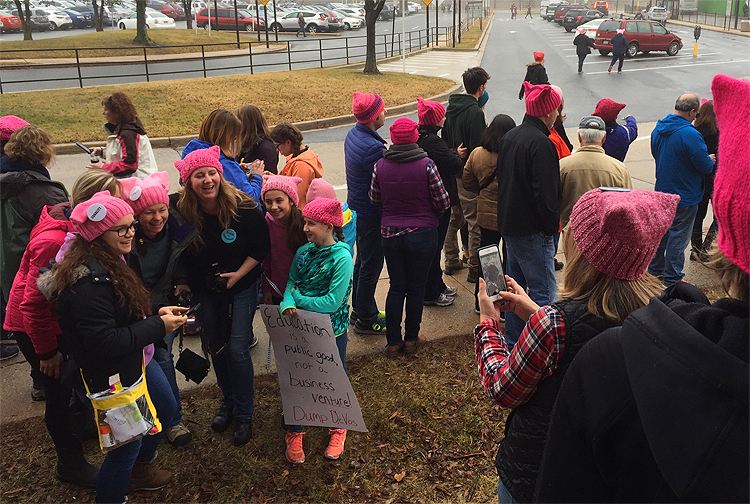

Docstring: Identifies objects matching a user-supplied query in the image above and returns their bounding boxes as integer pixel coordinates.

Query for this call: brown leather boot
[127,459,172,493]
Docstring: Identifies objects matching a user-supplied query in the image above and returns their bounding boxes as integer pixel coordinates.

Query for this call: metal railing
[0,22,480,93]
[678,11,748,29]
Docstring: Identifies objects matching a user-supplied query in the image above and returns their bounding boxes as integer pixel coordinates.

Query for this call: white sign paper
[260,305,367,432]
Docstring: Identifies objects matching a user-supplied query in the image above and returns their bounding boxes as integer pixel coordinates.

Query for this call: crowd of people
[0,66,747,503]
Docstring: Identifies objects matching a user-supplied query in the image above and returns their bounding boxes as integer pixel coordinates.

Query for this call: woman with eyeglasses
[49,192,188,504]
[173,146,270,447]
[87,92,157,179]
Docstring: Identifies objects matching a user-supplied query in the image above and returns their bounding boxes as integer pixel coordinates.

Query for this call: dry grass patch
[0,68,454,143]
[0,30,279,60]
[455,18,489,48]
[0,333,504,503]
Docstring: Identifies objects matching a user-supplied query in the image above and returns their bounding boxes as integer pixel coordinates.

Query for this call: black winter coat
[496,114,561,237]
[536,283,749,503]
[611,32,628,55]
[56,257,166,393]
[573,33,596,55]
[238,135,279,174]
[518,62,549,99]
[497,299,617,503]
[418,125,463,207]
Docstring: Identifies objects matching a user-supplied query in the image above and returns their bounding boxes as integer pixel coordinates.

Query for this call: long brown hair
[693,100,718,136]
[50,236,152,317]
[198,109,243,158]
[102,92,137,124]
[286,205,307,251]
[235,105,271,156]
[559,230,663,324]
[176,172,257,250]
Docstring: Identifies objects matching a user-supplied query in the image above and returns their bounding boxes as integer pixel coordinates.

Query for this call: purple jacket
[375,156,438,229]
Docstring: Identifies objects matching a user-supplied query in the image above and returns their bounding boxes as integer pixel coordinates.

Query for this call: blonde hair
[198,109,242,158]
[4,125,55,167]
[71,169,121,207]
[559,230,663,324]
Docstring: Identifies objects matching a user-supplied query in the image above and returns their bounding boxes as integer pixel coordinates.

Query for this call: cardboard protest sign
[260,305,367,432]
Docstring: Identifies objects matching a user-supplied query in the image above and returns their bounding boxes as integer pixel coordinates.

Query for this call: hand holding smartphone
[478,245,507,302]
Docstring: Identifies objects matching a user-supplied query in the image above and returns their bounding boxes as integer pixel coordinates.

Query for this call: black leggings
[610,53,625,71]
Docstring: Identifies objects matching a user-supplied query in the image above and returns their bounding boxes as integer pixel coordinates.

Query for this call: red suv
[595,18,682,57]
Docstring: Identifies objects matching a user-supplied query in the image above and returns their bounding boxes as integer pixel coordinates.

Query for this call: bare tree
[182,0,192,29]
[133,0,154,45]
[363,0,386,74]
[92,0,105,31]
[12,0,33,40]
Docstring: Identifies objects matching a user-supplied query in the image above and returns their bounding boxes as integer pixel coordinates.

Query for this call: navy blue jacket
[611,33,628,55]
[344,122,386,221]
[603,116,638,162]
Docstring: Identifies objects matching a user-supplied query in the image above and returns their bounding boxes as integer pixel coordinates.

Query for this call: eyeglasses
[107,222,137,237]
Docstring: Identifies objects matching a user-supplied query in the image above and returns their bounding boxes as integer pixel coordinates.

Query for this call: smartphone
[478,245,506,302]
[185,303,201,316]
[76,142,99,163]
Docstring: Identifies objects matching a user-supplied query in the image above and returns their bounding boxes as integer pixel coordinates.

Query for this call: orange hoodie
[281,146,323,209]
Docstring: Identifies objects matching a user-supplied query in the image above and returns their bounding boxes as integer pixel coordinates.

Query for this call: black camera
[206,262,229,293]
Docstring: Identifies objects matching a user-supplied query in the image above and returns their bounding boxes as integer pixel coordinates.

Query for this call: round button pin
[221,229,237,243]
[86,203,107,222]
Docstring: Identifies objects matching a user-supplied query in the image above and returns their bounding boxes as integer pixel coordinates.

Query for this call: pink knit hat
[593,98,627,122]
[261,174,302,206]
[352,92,385,124]
[174,145,223,183]
[302,197,343,227]
[533,51,545,62]
[711,74,750,273]
[524,82,561,117]
[570,188,680,280]
[417,98,445,126]
[389,117,419,145]
[0,115,30,142]
[120,171,170,216]
[307,178,337,204]
[70,191,134,242]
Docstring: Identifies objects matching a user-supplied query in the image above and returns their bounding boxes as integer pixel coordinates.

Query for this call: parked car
[592,0,608,15]
[595,18,682,57]
[60,5,92,27]
[146,0,176,18]
[0,9,21,31]
[333,8,360,28]
[322,9,342,29]
[644,6,667,23]
[163,1,185,20]
[196,7,264,31]
[377,2,394,20]
[118,9,175,28]
[544,0,567,20]
[577,17,605,38]
[103,5,134,24]
[562,8,602,31]
[270,9,329,32]
[554,3,583,24]
[407,1,419,14]
[11,8,49,30]
[338,6,364,17]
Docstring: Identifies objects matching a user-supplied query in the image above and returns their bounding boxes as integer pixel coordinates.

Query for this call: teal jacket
[280,241,353,337]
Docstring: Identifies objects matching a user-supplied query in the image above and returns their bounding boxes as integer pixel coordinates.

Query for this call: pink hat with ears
[0,115,30,141]
[307,178,337,204]
[302,197,343,227]
[261,174,303,206]
[711,74,750,273]
[70,191,134,242]
[616,28,625,34]
[524,82,561,117]
[174,145,223,183]
[120,171,170,216]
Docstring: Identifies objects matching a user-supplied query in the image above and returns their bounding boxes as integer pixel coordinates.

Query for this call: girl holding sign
[280,197,354,464]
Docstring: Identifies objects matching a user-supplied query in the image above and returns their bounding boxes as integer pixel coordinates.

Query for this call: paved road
[481,14,750,124]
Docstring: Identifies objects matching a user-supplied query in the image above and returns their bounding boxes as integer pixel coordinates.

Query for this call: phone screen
[478,245,507,299]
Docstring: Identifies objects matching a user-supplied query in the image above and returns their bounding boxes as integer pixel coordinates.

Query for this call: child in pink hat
[306,178,357,256]
[261,175,306,305]
[474,187,679,503]
[279,196,353,465]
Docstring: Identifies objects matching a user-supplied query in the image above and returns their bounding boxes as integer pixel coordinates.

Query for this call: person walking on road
[344,92,388,336]
[296,12,306,37]
[573,27,596,73]
[647,93,714,286]
[525,6,532,18]
[608,29,628,73]
[518,52,549,99]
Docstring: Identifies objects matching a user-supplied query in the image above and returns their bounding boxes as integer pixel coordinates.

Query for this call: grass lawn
[455,18,489,49]
[0,68,455,143]
[0,30,280,60]
[0,333,504,503]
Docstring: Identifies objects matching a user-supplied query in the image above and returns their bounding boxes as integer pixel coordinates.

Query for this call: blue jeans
[577,53,587,72]
[285,330,348,433]
[296,24,306,36]
[95,359,175,504]
[152,331,182,428]
[503,234,557,347]
[648,204,699,286]
[199,281,258,419]
[352,216,385,323]
[497,477,518,504]
[383,227,438,347]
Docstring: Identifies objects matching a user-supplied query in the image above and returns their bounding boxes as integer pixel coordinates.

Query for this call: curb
[53,78,462,154]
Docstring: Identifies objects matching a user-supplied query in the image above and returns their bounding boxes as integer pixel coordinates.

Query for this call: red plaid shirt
[474,306,567,409]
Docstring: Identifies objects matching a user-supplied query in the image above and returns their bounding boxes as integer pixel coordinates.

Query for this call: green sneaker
[353,317,387,335]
